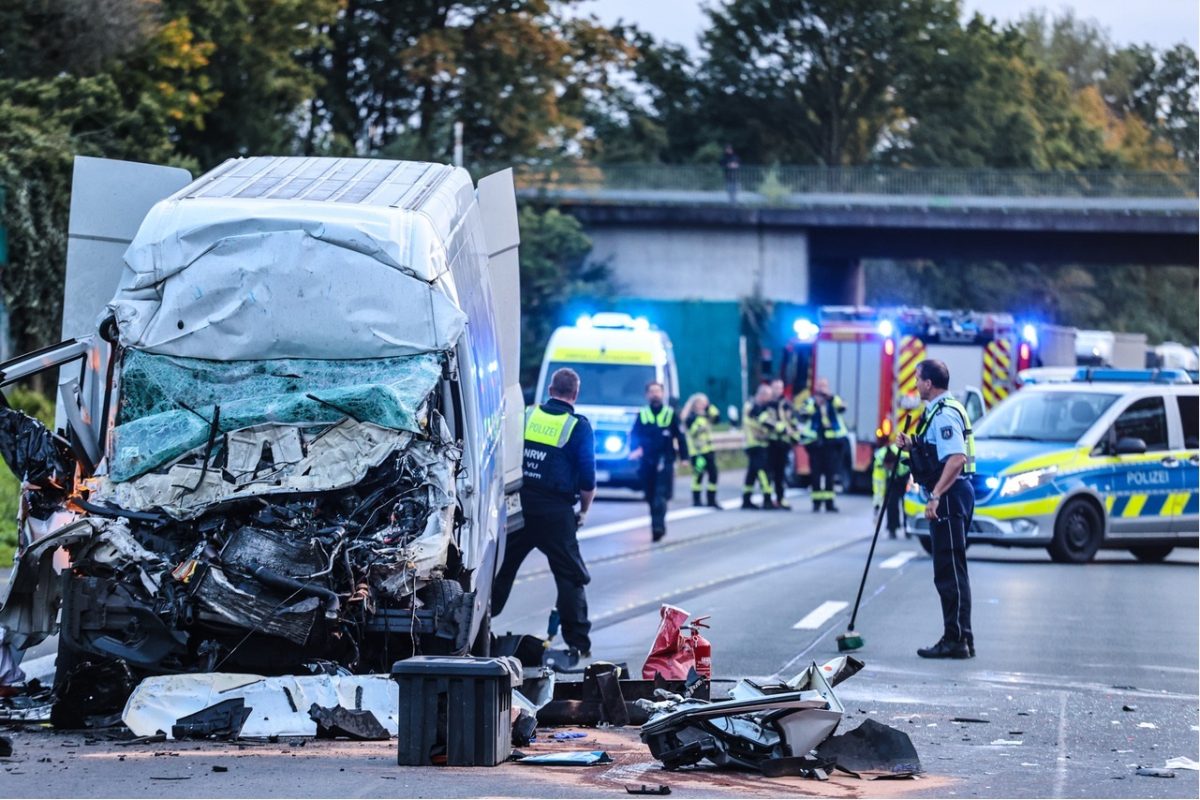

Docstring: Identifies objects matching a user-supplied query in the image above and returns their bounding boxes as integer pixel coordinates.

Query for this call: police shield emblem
[941,426,953,440]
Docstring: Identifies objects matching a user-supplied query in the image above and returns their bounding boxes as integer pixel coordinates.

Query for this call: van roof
[546,325,670,366]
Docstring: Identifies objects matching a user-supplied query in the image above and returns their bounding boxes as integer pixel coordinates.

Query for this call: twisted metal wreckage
[1,157,524,722]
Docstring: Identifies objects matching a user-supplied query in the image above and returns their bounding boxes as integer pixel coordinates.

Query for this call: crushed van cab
[906,370,1199,563]
[0,156,524,702]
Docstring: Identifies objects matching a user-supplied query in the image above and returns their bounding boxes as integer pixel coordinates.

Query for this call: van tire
[1048,499,1103,563]
[1129,545,1173,563]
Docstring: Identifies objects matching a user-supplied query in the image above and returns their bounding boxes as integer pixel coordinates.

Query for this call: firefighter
[683,393,722,509]
[766,378,795,510]
[896,359,976,659]
[872,433,911,539]
[491,368,596,662]
[798,377,849,512]
[741,383,777,510]
[630,381,689,542]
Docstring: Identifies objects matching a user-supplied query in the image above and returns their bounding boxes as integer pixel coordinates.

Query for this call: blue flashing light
[877,319,894,338]
[1022,324,1038,347]
[576,314,593,328]
[632,316,651,331]
[603,434,624,454]
[793,318,819,342]
[1072,367,1192,385]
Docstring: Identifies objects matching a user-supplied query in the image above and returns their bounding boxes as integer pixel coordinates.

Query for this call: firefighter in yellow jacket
[797,377,849,512]
[741,383,777,509]
[683,393,722,509]
[873,434,911,539]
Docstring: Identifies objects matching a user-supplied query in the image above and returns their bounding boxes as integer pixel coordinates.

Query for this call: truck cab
[534,313,679,489]
[0,156,524,706]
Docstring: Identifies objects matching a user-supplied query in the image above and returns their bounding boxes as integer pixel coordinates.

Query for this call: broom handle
[847,415,910,632]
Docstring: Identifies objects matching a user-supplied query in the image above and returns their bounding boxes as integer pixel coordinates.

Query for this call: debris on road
[639,656,866,772]
[1163,757,1200,771]
[123,673,398,739]
[0,734,12,757]
[950,717,990,724]
[519,750,613,765]
[815,718,922,779]
[1122,704,1137,712]
[642,605,709,680]
[990,739,1024,746]
[1137,722,1158,730]
[1135,767,1176,778]
[308,704,390,740]
[211,765,229,773]
[625,784,671,795]
[171,698,253,740]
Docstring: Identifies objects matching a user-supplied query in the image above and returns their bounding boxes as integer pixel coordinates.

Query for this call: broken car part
[814,718,922,778]
[308,703,390,740]
[519,751,613,766]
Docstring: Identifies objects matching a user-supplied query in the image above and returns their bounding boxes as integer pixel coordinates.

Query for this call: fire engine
[779,306,1040,491]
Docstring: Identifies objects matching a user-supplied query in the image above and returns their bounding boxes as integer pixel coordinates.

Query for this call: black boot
[692,491,703,507]
[812,501,822,512]
[917,637,970,659]
[706,491,722,509]
[826,500,840,513]
[742,494,759,510]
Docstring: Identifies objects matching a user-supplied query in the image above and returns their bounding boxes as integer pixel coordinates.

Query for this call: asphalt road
[3,476,1198,798]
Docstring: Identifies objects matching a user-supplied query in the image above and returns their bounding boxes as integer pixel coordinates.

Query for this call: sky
[575,0,1199,51]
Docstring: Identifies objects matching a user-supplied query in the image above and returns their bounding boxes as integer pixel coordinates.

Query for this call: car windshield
[544,361,656,407]
[975,390,1118,444]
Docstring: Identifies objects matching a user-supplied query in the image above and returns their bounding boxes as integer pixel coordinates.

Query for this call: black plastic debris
[308,704,389,740]
[815,718,922,778]
[0,405,74,507]
[539,675,707,727]
[171,699,252,740]
[50,660,137,730]
[211,765,229,773]
[1136,767,1176,778]
[0,734,12,757]
[512,711,538,747]
[626,785,671,795]
[1122,704,1137,712]
[762,755,836,780]
[583,663,630,727]
[950,717,990,724]
[493,634,548,669]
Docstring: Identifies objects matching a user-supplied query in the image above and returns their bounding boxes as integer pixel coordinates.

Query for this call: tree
[696,0,962,165]
[516,206,610,387]
[0,0,159,80]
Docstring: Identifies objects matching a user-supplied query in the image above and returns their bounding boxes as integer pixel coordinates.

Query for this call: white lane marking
[792,600,849,630]
[1052,691,1069,797]
[879,550,918,569]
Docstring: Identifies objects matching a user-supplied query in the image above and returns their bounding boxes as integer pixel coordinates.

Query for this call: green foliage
[516,206,611,387]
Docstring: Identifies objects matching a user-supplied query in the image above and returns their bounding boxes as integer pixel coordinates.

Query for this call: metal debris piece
[307,704,390,740]
[171,699,252,740]
[1136,767,1176,778]
[950,717,990,724]
[519,750,613,765]
[625,785,671,795]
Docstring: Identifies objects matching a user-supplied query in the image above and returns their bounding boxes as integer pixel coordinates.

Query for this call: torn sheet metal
[122,673,399,739]
[814,718,922,778]
[114,169,472,361]
[640,657,857,771]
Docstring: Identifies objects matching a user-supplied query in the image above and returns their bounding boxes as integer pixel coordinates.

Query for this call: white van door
[476,169,524,525]
[59,157,192,445]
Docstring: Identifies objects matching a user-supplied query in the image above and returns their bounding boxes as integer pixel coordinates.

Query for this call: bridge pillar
[808,257,864,307]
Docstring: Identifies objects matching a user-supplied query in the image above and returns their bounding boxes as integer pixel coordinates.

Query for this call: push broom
[837,415,910,653]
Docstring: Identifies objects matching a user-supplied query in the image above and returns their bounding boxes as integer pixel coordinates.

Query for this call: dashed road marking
[879,550,918,569]
[792,600,849,630]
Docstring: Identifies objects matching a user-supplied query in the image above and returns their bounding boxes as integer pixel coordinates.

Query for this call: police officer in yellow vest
[630,381,689,542]
[897,359,976,660]
[491,368,596,661]
[798,377,849,512]
[872,435,912,539]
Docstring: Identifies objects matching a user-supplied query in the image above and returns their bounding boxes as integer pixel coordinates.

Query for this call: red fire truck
[779,306,1039,491]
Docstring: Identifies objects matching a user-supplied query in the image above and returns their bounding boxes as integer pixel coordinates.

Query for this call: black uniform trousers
[930,478,974,644]
[766,442,790,503]
[743,446,770,498]
[641,457,674,534]
[491,504,591,652]
[807,440,842,507]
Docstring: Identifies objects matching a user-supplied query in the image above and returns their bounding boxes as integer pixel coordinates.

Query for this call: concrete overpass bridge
[510,165,1197,413]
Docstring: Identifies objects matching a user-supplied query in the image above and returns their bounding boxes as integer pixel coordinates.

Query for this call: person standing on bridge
[683,392,722,509]
[896,359,976,659]
[630,381,689,542]
[798,378,848,512]
[491,368,596,663]
[720,144,741,203]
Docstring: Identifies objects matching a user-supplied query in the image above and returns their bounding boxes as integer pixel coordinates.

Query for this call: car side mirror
[727,405,740,426]
[1115,437,1147,455]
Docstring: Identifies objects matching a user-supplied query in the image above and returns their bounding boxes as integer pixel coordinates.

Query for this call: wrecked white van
[0,157,524,704]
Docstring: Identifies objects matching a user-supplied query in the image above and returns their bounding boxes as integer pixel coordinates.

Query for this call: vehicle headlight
[999,466,1058,498]
[985,477,1000,490]
[603,434,624,454]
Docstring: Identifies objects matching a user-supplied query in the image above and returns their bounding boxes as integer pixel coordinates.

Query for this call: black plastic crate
[392,656,513,766]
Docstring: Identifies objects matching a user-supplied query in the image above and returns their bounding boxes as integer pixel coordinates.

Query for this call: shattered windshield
[111,350,444,481]
[975,390,1117,444]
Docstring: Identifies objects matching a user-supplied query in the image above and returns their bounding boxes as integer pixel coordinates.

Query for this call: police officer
[798,378,849,512]
[491,368,596,662]
[872,434,911,539]
[766,378,795,510]
[741,383,777,510]
[629,381,689,542]
[683,393,722,509]
[896,359,976,659]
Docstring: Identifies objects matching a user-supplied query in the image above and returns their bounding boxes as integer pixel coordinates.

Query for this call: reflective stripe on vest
[639,406,674,427]
[916,396,976,474]
[525,406,579,448]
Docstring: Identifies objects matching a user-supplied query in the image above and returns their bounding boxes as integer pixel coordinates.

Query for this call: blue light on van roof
[576,314,593,328]
[1073,367,1192,384]
[1022,324,1038,347]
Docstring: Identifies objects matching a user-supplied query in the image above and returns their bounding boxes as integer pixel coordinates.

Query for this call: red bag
[642,604,695,680]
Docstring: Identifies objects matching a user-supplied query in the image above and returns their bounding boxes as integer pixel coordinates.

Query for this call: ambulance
[535,313,679,489]
[779,306,1035,491]
[905,369,1199,563]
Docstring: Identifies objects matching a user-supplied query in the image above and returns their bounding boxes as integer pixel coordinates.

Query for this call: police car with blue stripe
[906,369,1199,563]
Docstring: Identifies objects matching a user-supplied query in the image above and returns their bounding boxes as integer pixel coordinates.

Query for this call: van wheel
[1129,545,1173,563]
[1047,499,1102,563]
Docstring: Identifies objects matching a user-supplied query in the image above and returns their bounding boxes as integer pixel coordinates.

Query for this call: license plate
[595,470,611,483]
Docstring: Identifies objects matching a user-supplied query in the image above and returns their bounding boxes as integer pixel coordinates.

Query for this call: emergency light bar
[1073,368,1193,385]
[577,312,652,331]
